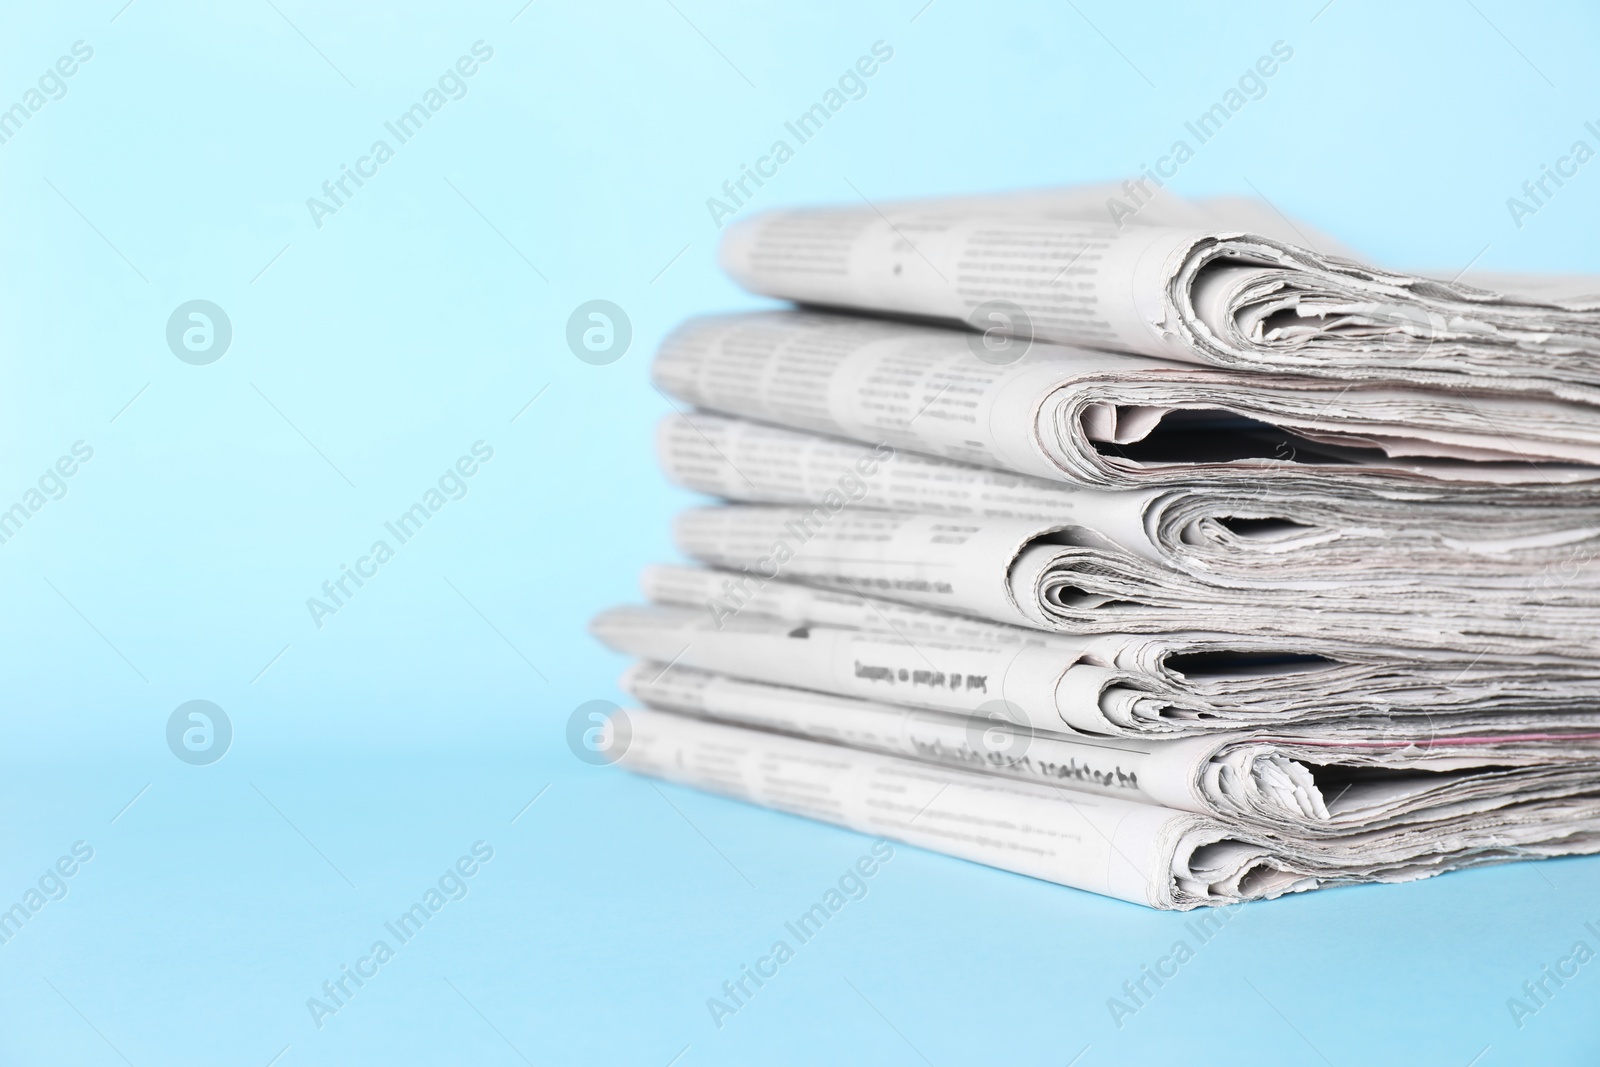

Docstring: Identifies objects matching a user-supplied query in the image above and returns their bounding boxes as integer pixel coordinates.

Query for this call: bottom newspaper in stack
[591,574,1600,910]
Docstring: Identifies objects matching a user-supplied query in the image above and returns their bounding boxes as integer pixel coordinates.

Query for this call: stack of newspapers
[590,185,1600,909]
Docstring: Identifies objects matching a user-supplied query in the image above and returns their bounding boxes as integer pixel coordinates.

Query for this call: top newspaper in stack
[716,185,1600,404]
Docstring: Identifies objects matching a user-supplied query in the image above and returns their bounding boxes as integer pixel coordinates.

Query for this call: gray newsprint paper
[657,411,1600,589]
[593,591,1600,737]
[618,704,1304,909]
[668,504,1600,656]
[618,706,1600,909]
[716,188,1600,404]
[652,311,1600,492]
[621,662,1600,840]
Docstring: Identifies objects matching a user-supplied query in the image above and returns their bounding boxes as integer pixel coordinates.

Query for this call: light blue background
[2,0,1598,1063]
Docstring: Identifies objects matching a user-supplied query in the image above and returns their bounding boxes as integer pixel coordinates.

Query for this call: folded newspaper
[617,704,1600,909]
[592,185,1600,908]
[659,411,1600,589]
[717,186,1600,405]
[622,662,1600,838]
[653,311,1600,492]
[592,587,1600,737]
[668,504,1600,656]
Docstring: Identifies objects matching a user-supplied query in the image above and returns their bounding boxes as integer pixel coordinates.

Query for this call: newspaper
[652,311,1600,493]
[618,706,1600,908]
[594,590,1600,737]
[717,189,1600,405]
[620,661,1600,837]
[619,704,1307,908]
[659,410,1600,588]
[669,504,1600,656]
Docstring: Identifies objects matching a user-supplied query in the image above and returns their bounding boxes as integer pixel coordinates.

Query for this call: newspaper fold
[659,411,1600,588]
[718,192,1600,404]
[621,661,1600,839]
[620,706,1600,909]
[595,588,1600,737]
[653,311,1600,492]
[670,504,1600,656]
